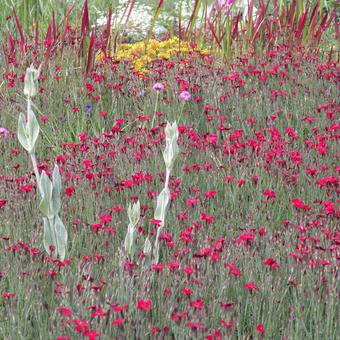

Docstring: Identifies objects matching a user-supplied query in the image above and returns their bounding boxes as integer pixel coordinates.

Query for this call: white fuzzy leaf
[54,214,67,261]
[17,113,30,152]
[39,171,54,218]
[154,188,170,223]
[27,109,40,153]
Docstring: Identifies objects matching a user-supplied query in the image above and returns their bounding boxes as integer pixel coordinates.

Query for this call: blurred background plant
[1,0,338,71]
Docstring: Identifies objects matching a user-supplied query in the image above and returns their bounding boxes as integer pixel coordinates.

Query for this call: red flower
[256,324,265,335]
[149,326,160,334]
[152,263,164,272]
[187,196,199,207]
[220,319,234,328]
[0,199,8,209]
[73,319,89,333]
[263,189,276,199]
[168,261,180,272]
[244,283,258,291]
[65,187,75,197]
[112,304,129,313]
[292,198,310,211]
[225,263,242,277]
[200,212,215,224]
[19,184,34,193]
[181,287,193,296]
[190,298,204,310]
[186,321,204,330]
[99,111,108,118]
[83,330,100,340]
[1,292,15,299]
[264,257,279,269]
[204,190,217,199]
[112,317,128,326]
[182,266,195,275]
[57,307,73,318]
[100,214,112,224]
[137,298,153,311]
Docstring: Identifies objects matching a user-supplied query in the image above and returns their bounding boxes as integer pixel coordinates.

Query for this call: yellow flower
[95,37,211,73]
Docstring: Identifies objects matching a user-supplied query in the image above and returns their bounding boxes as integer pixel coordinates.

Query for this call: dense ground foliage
[0,1,339,339]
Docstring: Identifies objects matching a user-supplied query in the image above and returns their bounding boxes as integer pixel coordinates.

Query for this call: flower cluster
[96,37,211,74]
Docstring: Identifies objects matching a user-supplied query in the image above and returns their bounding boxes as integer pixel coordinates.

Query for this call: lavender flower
[0,127,10,139]
[152,83,165,92]
[179,91,191,101]
[84,103,93,118]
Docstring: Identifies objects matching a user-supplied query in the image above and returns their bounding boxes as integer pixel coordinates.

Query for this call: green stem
[151,92,160,128]
[178,101,185,124]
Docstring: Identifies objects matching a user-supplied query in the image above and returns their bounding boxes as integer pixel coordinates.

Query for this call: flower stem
[151,92,160,128]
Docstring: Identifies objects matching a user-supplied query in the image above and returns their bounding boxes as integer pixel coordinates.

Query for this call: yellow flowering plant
[96,37,211,74]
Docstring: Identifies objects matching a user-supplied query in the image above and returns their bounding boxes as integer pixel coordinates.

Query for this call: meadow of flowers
[0,0,339,339]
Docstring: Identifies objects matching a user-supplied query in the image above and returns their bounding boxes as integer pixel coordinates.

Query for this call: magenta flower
[216,0,236,9]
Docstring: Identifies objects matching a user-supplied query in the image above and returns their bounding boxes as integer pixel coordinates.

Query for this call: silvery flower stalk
[152,122,179,264]
[17,65,68,260]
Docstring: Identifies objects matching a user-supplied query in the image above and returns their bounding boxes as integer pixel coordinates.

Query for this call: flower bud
[143,237,152,257]
[24,65,41,98]
[127,201,140,227]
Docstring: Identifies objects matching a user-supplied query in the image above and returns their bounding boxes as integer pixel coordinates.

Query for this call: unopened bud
[24,65,41,98]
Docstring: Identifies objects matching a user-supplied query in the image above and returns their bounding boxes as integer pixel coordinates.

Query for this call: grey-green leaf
[54,215,67,261]
[27,109,40,153]
[51,165,61,215]
[39,171,54,218]
[43,217,57,256]
[154,188,170,223]
[17,113,30,152]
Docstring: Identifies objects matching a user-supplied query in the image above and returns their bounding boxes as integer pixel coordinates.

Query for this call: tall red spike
[12,8,26,54]
[104,5,112,55]
[85,31,96,78]
[81,0,90,36]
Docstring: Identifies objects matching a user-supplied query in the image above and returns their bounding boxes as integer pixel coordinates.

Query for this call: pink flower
[216,0,236,9]
[0,127,10,139]
[179,91,191,101]
[152,82,165,92]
